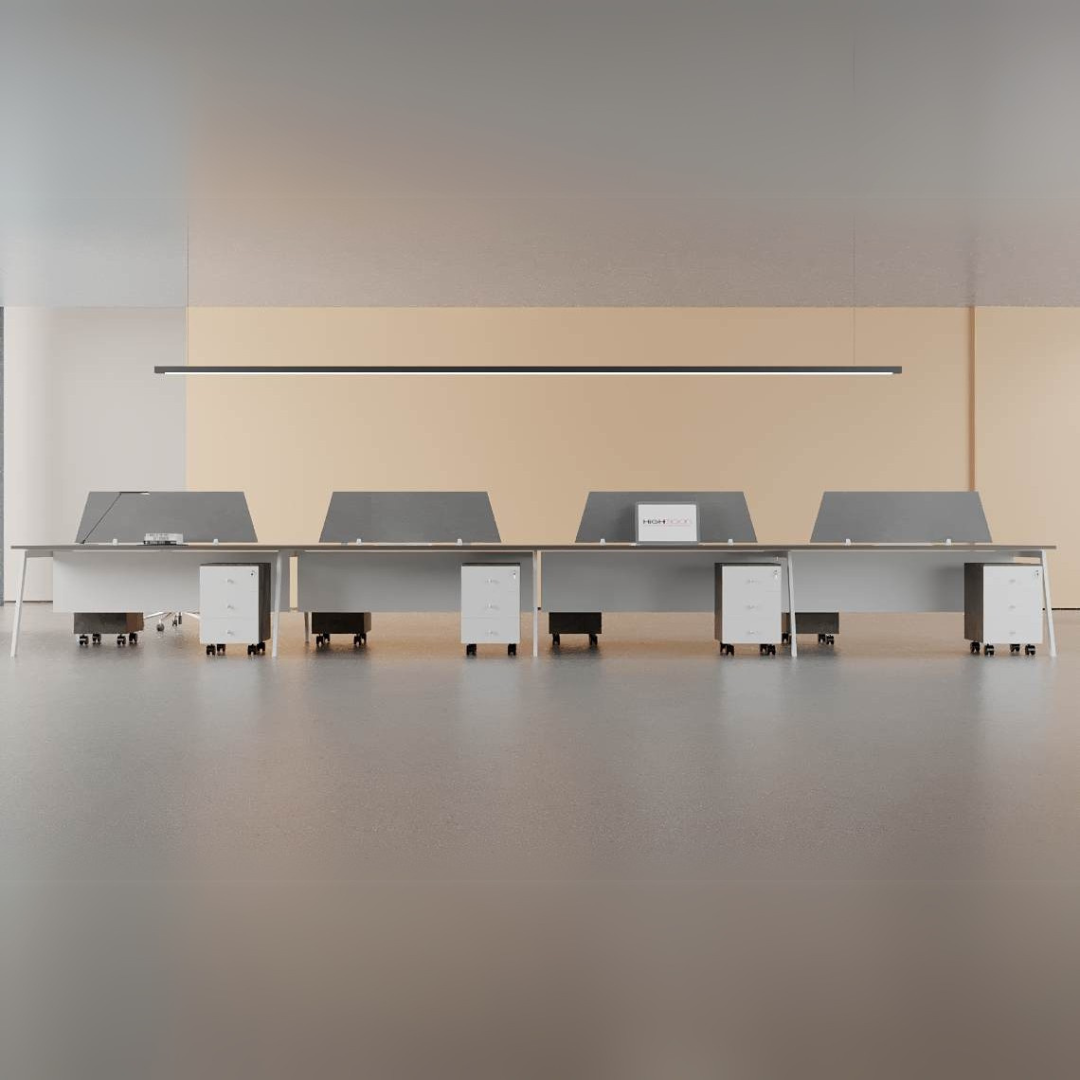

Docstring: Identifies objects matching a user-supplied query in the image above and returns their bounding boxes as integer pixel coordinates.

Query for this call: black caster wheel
[508,643,517,656]
[1010,643,1021,654]
[826,635,835,646]
[353,634,363,649]
[78,635,89,647]
[247,644,256,656]
[466,643,477,657]
[216,644,226,655]
[781,632,791,645]
[817,633,826,644]
[156,622,165,633]
[172,617,179,628]
[552,633,561,649]
[984,644,995,657]
[315,634,324,649]
[129,633,138,646]
[92,634,101,645]
[1025,645,1037,656]
[768,644,777,656]
[970,641,981,654]
[720,643,734,656]
[759,643,768,655]
[206,645,215,656]
[588,633,599,648]
[117,635,126,647]
[258,641,266,654]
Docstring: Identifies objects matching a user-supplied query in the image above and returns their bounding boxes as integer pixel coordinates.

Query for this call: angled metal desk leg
[272,549,285,659]
[1041,549,1057,659]
[9,550,28,658]
[532,550,539,658]
[786,552,798,658]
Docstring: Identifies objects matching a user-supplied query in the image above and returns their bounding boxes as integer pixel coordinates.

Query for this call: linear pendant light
[155,364,901,376]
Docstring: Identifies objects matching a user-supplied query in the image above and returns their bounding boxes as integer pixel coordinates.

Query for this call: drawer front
[461,565,521,615]
[461,590,520,618]
[720,611,782,645]
[460,616,520,645]
[982,566,1043,644]
[722,565,782,606]
[199,615,265,646]
[200,566,263,619]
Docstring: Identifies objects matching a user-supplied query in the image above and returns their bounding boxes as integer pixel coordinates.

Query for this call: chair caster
[353,633,366,648]
[466,644,477,657]
[128,633,138,646]
[117,635,126,647]
[970,641,981,654]
[588,633,599,648]
[817,633,826,644]
[248,644,256,656]
[720,643,734,656]
[781,632,791,645]
[315,634,326,649]
[172,616,180,627]
[156,622,165,633]
[508,643,517,656]
[984,644,995,657]
[92,633,101,645]
[760,643,777,656]
[78,634,89,647]
[1025,644,1037,656]
[216,644,226,655]
[825,635,835,646]
[1010,643,1021,654]
[206,645,215,656]
[551,633,561,649]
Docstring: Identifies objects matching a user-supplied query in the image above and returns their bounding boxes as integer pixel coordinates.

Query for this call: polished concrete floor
[2,605,1080,1077]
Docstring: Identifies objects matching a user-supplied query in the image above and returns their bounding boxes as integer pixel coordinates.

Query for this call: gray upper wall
[3,2,1080,306]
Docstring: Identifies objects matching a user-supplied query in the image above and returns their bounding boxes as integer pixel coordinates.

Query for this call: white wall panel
[3,308,187,601]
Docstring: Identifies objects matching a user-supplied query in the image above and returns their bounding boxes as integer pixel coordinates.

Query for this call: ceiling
[2,0,1080,306]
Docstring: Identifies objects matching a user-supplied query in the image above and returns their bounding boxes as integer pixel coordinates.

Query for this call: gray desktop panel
[574,492,757,543]
[76,492,258,543]
[810,492,992,544]
[319,492,501,544]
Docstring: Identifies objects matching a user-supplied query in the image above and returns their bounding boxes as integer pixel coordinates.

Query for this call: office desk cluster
[8,540,1057,660]
[8,490,1058,661]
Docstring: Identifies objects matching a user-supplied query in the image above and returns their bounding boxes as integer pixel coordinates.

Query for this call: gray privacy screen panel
[319,492,501,543]
[574,492,757,543]
[810,492,992,543]
[76,492,258,543]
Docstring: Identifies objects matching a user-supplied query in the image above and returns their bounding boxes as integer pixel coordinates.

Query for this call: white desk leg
[786,552,798,658]
[272,550,284,659]
[532,550,539,658]
[303,611,310,645]
[1041,550,1057,659]
[9,550,28,658]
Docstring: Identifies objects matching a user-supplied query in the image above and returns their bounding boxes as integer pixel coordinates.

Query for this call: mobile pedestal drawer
[461,563,520,657]
[200,563,272,656]
[714,563,783,656]
[965,563,1043,657]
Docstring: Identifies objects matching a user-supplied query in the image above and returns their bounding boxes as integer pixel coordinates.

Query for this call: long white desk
[8,542,1057,659]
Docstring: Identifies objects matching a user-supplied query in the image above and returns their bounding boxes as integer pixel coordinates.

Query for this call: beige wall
[187,307,971,546]
[975,308,1080,604]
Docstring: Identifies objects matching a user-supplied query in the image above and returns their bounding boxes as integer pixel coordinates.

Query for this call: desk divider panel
[318,492,501,543]
[810,492,992,543]
[573,492,757,543]
[76,492,258,543]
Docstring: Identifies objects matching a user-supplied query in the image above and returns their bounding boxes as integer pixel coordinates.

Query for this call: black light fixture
[156,364,901,376]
